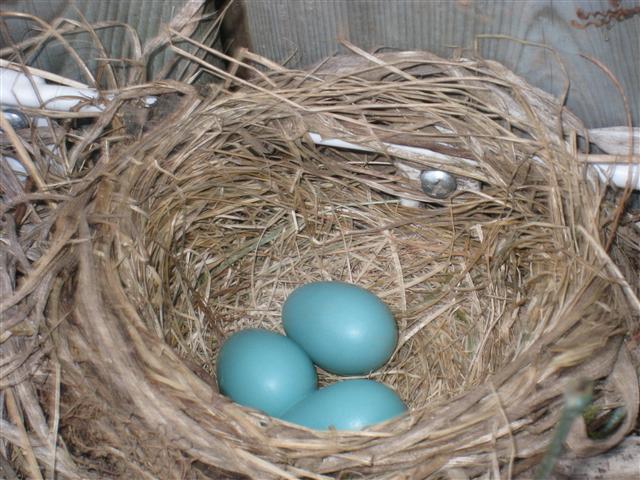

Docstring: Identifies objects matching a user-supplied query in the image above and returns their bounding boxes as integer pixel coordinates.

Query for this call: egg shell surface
[282,379,407,430]
[282,281,397,375]
[216,328,317,417]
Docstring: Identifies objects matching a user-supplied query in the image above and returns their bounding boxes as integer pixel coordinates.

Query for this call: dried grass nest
[2,48,640,479]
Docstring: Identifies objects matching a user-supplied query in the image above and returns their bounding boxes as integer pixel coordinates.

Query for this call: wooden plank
[0,0,220,82]
[242,0,640,129]
[549,435,640,479]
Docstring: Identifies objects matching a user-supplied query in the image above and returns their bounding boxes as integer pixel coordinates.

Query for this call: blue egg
[282,379,407,430]
[216,329,317,417]
[282,281,398,375]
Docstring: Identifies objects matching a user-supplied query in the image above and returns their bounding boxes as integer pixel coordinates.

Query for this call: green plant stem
[534,379,593,480]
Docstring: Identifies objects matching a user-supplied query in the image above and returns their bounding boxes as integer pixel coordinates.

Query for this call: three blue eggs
[215,281,406,430]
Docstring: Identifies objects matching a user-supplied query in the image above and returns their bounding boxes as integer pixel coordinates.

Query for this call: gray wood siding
[243,0,640,128]
[1,0,219,83]
[2,1,638,128]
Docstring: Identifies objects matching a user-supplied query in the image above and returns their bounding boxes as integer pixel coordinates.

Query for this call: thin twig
[5,390,44,480]
[0,114,48,196]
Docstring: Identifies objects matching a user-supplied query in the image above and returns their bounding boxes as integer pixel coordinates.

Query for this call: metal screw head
[420,170,457,199]
[2,109,29,130]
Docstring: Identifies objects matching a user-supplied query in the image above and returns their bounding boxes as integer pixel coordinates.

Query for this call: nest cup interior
[112,62,603,414]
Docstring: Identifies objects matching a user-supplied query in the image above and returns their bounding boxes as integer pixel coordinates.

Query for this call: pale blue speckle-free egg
[282,281,398,375]
[216,328,317,417]
[282,379,407,430]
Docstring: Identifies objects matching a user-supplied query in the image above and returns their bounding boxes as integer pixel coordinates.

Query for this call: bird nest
[2,43,640,479]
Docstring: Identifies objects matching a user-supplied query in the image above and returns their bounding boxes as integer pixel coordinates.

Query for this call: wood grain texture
[550,435,640,479]
[2,1,637,125]
[0,0,218,83]
[243,0,640,128]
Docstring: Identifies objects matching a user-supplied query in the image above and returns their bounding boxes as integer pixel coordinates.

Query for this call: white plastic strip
[1,68,103,112]
[593,164,640,190]
[309,132,478,169]
[0,67,156,112]
[309,132,639,191]
[1,66,636,191]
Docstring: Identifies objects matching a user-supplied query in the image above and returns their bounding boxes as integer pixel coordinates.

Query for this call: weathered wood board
[0,0,220,82]
[240,0,640,129]
[3,0,637,128]
[551,435,640,479]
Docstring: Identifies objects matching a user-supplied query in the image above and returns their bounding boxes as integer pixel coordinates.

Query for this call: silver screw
[420,170,457,199]
[2,109,29,130]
